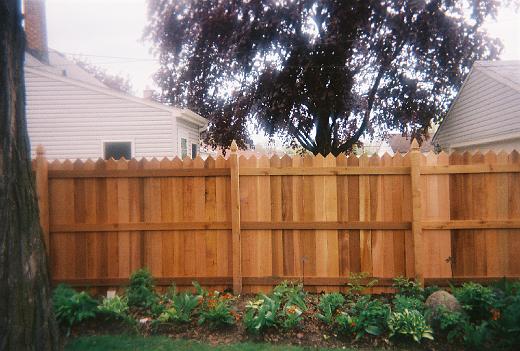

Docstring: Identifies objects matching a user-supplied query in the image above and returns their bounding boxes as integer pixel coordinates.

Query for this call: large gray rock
[425,290,461,324]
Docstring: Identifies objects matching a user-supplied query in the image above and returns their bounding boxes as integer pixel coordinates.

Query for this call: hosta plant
[243,295,281,334]
[272,281,307,310]
[98,295,129,318]
[388,308,434,343]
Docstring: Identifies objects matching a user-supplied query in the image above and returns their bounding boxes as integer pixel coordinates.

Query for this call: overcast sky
[46,0,520,98]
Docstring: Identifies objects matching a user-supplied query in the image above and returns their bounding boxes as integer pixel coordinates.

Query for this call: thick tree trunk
[0,1,61,350]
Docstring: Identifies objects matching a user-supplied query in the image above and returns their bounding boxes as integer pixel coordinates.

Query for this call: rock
[425,290,461,324]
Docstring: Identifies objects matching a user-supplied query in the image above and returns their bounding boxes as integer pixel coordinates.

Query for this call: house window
[191,143,198,159]
[104,141,132,160]
[181,138,188,159]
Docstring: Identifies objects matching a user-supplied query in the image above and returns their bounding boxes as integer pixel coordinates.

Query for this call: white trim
[101,139,135,160]
[25,66,208,126]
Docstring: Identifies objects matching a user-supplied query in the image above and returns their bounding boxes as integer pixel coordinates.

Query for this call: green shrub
[317,292,345,325]
[393,277,424,299]
[244,295,281,334]
[453,282,496,322]
[53,284,98,334]
[423,285,440,299]
[336,295,389,340]
[430,305,469,343]
[491,295,520,350]
[387,308,434,343]
[198,291,236,329]
[126,268,158,309]
[392,295,425,313]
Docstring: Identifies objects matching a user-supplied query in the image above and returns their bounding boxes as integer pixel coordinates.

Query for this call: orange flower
[223,293,233,300]
[491,309,501,321]
[286,306,297,315]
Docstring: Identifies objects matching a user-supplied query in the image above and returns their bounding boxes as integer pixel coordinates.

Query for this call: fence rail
[33,142,520,293]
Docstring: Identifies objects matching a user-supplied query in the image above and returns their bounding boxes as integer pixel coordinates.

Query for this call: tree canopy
[146,0,504,155]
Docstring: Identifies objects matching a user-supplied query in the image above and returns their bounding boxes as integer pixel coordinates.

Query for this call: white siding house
[25,51,207,160]
[433,61,520,152]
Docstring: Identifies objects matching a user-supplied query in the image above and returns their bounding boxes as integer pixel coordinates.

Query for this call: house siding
[26,70,179,160]
[435,68,520,150]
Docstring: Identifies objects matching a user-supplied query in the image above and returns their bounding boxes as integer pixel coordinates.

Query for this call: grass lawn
[65,335,378,351]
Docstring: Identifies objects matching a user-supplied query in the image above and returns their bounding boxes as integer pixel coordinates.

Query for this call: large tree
[73,58,134,94]
[146,0,504,155]
[0,0,60,350]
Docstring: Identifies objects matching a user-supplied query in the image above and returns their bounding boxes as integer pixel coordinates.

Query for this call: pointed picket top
[106,157,118,170]
[62,159,74,170]
[461,151,472,162]
[369,153,380,165]
[116,157,128,169]
[204,155,215,168]
[159,157,172,169]
[393,151,404,161]
[511,149,520,162]
[449,151,463,164]
[437,151,449,164]
[230,139,238,153]
[73,159,84,168]
[381,152,392,165]
[411,138,420,151]
[49,159,61,170]
[193,155,205,168]
[280,154,293,166]
[258,155,270,167]
[336,153,347,164]
[497,150,509,162]
[359,152,369,165]
[472,151,484,163]
[36,144,45,157]
[181,156,193,165]
[424,151,437,166]
[269,154,281,168]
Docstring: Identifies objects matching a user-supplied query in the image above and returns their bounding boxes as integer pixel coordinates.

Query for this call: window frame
[101,140,134,160]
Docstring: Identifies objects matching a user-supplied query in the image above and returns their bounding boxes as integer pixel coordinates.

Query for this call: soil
[69,294,461,350]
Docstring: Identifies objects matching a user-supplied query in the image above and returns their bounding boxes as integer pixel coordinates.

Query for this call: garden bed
[56,270,520,351]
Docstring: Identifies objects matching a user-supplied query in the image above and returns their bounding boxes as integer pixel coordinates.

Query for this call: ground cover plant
[53,270,520,350]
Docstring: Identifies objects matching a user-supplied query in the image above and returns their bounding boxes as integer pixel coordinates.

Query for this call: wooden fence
[32,142,520,293]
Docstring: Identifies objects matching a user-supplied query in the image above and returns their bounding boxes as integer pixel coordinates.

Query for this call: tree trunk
[0,1,61,350]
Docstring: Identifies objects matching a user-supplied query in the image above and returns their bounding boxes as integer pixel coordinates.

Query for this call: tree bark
[0,1,61,350]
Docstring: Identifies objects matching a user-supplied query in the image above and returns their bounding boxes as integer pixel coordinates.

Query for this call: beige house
[23,0,207,160]
[433,61,520,152]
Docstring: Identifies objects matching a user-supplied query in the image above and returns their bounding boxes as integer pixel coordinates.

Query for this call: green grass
[65,335,364,351]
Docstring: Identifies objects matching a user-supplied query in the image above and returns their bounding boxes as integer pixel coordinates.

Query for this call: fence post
[410,139,424,286]
[230,140,242,293]
[35,145,50,256]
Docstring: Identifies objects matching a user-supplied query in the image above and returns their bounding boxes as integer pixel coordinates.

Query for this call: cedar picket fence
[32,141,520,294]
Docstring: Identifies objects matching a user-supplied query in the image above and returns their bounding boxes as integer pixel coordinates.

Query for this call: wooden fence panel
[35,144,520,292]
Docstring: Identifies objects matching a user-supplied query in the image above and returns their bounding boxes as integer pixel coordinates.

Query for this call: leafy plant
[52,284,98,334]
[491,295,520,350]
[393,277,424,299]
[280,304,304,329]
[346,272,378,297]
[336,295,389,340]
[317,293,345,325]
[157,290,200,324]
[387,308,434,343]
[198,291,237,329]
[430,305,469,344]
[272,281,307,310]
[393,295,425,313]
[453,282,496,322]
[126,268,158,309]
[98,295,129,317]
[244,295,281,334]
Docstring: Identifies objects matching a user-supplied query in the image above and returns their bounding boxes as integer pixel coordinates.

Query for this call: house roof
[25,50,208,127]
[474,60,520,93]
[432,60,520,145]
[388,134,433,153]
